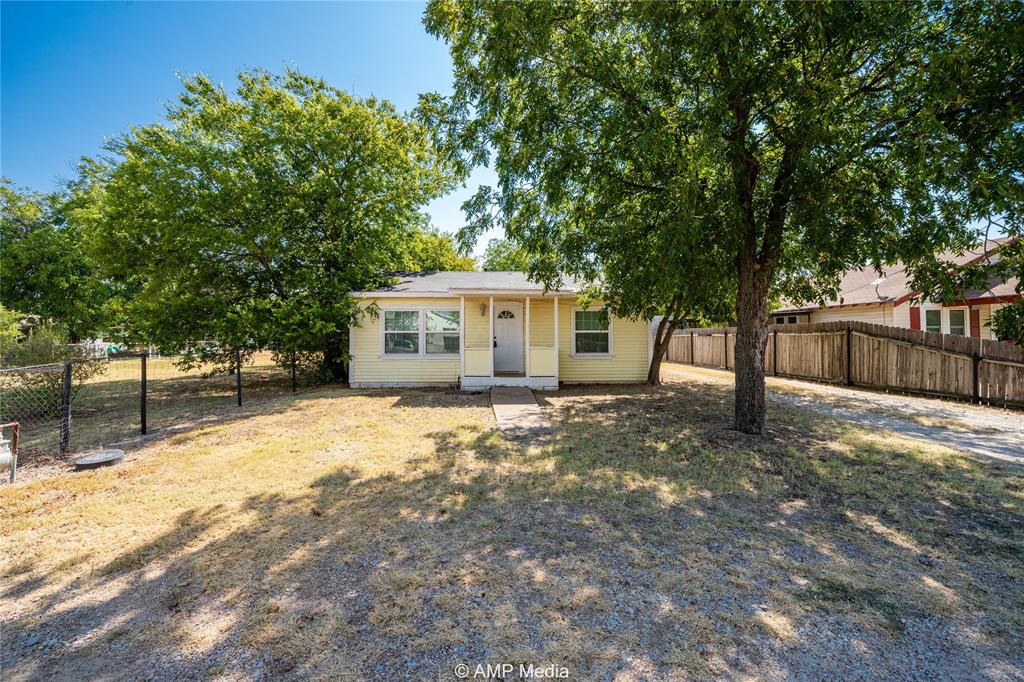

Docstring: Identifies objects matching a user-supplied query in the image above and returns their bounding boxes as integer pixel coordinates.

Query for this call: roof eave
[772,300,891,314]
[350,288,580,298]
[350,290,454,298]
[446,288,577,297]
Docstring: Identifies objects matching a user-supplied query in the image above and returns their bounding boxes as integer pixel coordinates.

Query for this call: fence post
[291,351,297,393]
[140,353,147,435]
[690,331,695,365]
[972,352,981,404]
[235,348,243,407]
[60,361,72,453]
[845,325,853,386]
[723,330,728,370]
[773,329,778,376]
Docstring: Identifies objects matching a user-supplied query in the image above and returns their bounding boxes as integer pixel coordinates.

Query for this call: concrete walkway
[490,387,551,442]
[663,363,1024,465]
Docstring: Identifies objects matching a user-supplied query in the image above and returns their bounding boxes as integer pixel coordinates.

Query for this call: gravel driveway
[663,363,1024,464]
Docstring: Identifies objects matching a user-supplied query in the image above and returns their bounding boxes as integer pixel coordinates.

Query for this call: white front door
[493,302,523,373]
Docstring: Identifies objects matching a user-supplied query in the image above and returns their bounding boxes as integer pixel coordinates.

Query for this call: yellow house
[349,272,652,389]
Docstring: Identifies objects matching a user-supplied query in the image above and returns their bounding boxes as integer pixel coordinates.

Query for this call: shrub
[0,323,109,421]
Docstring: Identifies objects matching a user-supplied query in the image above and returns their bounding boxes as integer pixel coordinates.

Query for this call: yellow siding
[529,347,556,376]
[464,348,490,376]
[463,297,491,349]
[809,303,896,325]
[529,298,555,347]
[351,294,650,385]
[981,303,1003,340]
[557,299,650,383]
[891,302,911,328]
[350,297,460,385]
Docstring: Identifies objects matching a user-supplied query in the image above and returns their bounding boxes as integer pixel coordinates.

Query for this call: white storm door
[493,302,523,372]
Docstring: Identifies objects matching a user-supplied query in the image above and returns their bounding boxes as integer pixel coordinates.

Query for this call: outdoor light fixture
[480,303,486,316]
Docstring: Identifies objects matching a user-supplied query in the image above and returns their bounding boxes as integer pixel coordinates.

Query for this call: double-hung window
[948,309,967,337]
[426,310,460,354]
[384,311,420,354]
[573,309,610,355]
[924,309,942,334]
[383,308,460,356]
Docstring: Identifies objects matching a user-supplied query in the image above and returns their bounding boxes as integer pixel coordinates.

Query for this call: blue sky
[0,0,498,253]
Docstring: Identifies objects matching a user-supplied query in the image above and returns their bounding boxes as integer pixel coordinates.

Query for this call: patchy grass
[1,375,1022,680]
[8,352,311,469]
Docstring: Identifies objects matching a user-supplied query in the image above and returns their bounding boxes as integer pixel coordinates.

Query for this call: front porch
[458,293,561,391]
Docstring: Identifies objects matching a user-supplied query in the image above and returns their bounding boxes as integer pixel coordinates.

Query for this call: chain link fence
[0,350,326,469]
[0,363,68,457]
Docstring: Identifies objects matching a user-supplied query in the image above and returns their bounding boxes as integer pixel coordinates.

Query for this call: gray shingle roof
[361,271,581,294]
[774,239,1018,312]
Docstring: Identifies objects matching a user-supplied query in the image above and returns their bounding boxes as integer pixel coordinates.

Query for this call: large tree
[86,68,457,379]
[424,0,1023,432]
[1,180,113,341]
[480,238,531,271]
[403,228,478,271]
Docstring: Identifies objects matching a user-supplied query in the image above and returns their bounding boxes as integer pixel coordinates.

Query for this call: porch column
[525,297,531,377]
[459,295,465,380]
[553,297,559,379]
[488,295,494,377]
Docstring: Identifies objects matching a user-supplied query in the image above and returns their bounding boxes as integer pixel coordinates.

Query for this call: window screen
[426,310,460,354]
[948,309,966,337]
[384,311,419,354]
[574,310,610,354]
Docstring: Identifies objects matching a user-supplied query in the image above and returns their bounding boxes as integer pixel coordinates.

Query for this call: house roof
[774,239,1019,312]
[353,271,583,297]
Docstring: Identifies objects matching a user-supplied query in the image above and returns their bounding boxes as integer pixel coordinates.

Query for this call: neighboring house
[772,239,1020,339]
[349,272,652,389]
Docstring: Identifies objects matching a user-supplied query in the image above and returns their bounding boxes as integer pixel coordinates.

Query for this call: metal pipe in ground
[60,362,72,452]
[140,353,147,434]
[235,349,242,407]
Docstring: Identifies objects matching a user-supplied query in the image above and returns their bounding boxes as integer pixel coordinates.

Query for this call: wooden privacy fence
[666,321,1024,407]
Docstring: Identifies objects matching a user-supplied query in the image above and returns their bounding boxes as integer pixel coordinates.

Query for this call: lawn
[2,351,306,462]
[1,371,1022,680]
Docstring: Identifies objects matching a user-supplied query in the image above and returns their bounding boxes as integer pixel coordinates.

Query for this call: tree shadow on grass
[9,386,353,484]
[3,380,1023,680]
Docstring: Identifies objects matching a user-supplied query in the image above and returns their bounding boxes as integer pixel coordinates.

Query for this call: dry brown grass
[1,374,1022,680]
[8,351,301,461]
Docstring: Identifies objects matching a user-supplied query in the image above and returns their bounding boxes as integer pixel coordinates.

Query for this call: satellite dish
[872,276,887,300]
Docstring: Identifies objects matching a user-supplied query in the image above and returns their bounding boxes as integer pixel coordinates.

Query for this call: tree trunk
[733,252,771,434]
[647,316,679,385]
[323,330,349,383]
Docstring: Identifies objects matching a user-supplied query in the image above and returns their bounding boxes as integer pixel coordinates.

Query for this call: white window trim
[922,305,972,336]
[380,306,461,359]
[946,306,969,337]
[570,306,613,358]
[922,306,943,334]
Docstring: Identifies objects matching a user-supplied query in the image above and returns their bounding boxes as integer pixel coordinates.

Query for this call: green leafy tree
[480,238,531,271]
[1,180,112,341]
[402,229,477,271]
[86,69,456,380]
[424,0,1023,431]
[0,304,24,357]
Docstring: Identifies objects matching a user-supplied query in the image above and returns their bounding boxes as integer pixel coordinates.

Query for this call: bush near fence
[667,321,1024,407]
